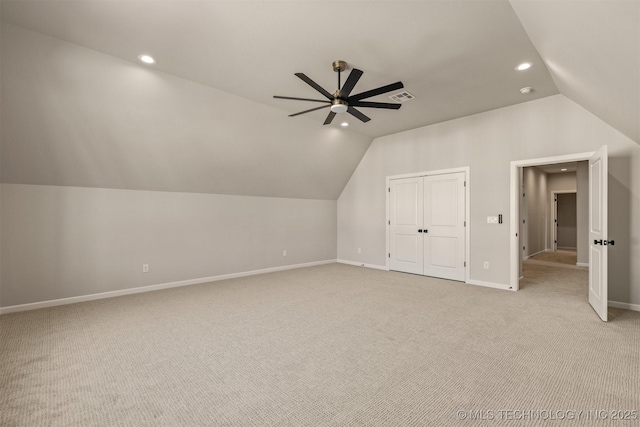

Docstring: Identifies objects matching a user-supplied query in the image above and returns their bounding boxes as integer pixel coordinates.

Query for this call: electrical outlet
[487,216,499,224]
[142,264,149,273]
[283,250,287,257]
[358,248,361,254]
[483,262,489,269]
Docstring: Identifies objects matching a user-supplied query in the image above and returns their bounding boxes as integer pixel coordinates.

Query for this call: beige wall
[547,172,577,193]
[523,167,547,256]
[337,95,640,305]
[0,23,347,309]
[1,184,336,307]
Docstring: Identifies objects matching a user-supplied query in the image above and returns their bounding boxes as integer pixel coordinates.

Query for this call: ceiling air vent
[389,91,415,103]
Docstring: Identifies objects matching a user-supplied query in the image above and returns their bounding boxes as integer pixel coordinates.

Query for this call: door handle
[418,229,423,233]
[593,240,615,245]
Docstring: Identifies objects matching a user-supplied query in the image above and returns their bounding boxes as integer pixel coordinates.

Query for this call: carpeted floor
[1,263,639,426]
[529,250,578,266]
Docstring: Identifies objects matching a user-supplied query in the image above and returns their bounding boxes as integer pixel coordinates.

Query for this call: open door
[589,146,608,321]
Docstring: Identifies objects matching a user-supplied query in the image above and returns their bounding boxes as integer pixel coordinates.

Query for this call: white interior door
[423,173,466,281]
[520,171,527,268]
[389,177,424,274]
[553,194,558,251]
[589,146,608,321]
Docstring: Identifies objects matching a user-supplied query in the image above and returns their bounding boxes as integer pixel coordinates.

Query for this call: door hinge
[388,220,390,225]
[464,221,466,227]
[464,181,466,187]
[523,219,525,224]
[388,188,391,192]
[464,261,466,267]
[388,253,391,258]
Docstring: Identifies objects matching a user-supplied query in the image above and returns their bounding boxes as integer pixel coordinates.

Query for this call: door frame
[510,152,594,291]
[386,166,470,282]
[552,190,577,252]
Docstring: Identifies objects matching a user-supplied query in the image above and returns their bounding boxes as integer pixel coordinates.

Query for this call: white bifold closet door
[390,172,466,281]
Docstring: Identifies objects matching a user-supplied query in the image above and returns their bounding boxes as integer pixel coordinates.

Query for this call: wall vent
[389,91,415,103]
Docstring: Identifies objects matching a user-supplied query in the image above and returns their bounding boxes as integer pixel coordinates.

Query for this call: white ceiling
[1,1,638,199]
[0,0,560,139]
[536,162,579,174]
[511,0,639,144]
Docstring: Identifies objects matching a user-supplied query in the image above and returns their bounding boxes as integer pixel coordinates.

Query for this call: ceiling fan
[274,60,404,125]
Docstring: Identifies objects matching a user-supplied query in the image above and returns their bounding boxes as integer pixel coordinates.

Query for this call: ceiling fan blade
[289,104,330,117]
[347,107,371,123]
[274,96,331,103]
[323,112,336,125]
[340,69,363,97]
[295,73,334,100]
[350,101,401,109]
[349,81,404,102]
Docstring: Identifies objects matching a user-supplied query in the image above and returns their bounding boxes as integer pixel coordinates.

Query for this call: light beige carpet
[1,263,639,426]
[529,250,578,266]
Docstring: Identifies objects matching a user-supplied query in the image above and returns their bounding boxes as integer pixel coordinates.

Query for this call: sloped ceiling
[1,23,372,199]
[1,0,558,139]
[1,1,638,199]
[510,0,640,144]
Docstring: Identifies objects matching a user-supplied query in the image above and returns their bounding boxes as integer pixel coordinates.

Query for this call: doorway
[554,191,577,251]
[510,148,609,321]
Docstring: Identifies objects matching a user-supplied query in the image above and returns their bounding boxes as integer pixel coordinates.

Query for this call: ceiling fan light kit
[330,99,349,114]
[274,60,404,125]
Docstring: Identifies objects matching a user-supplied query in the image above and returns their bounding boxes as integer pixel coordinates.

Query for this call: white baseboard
[525,249,547,259]
[608,300,640,313]
[337,259,388,271]
[0,259,337,315]
[465,279,514,291]
[576,262,589,267]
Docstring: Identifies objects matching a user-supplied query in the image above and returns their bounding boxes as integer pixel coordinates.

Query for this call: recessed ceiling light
[516,62,533,71]
[561,168,567,171]
[137,54,156,64]
[341,122,349,127]
[520,87,533,94]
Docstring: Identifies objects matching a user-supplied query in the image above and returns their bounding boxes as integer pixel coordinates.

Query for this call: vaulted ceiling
[511,0,639,145]
[1,1,638,199]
